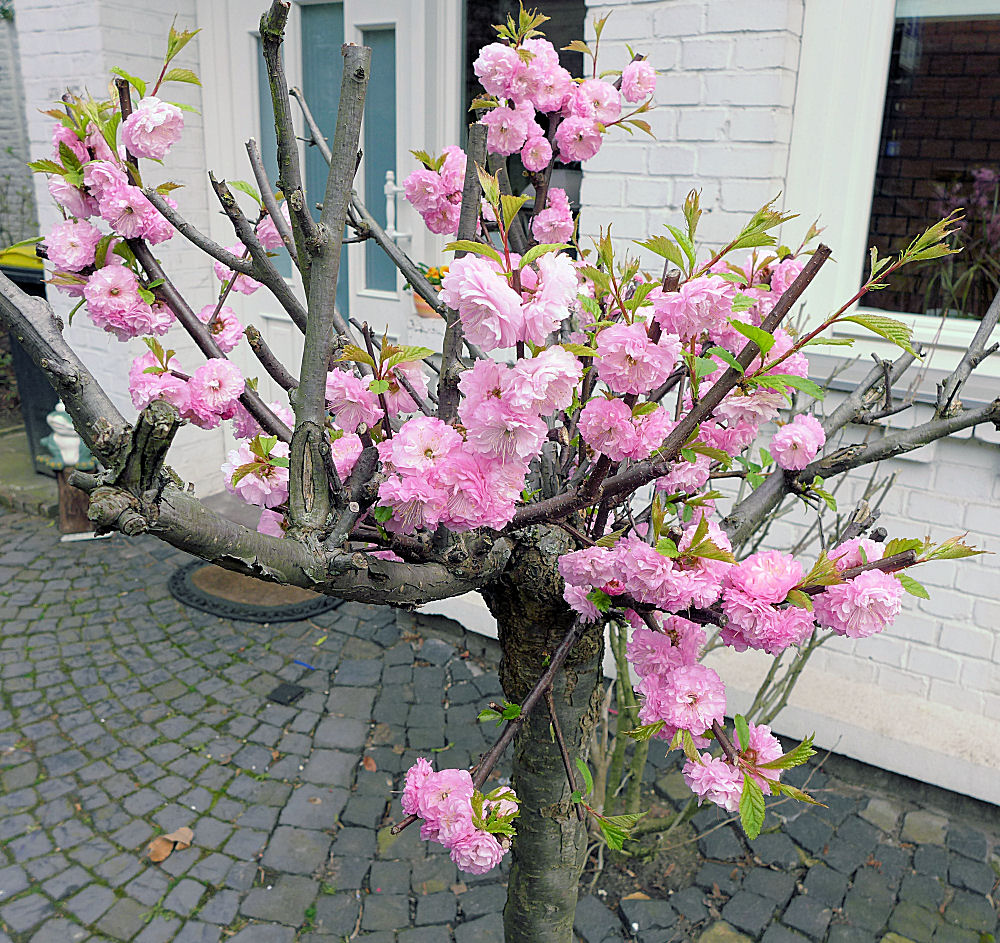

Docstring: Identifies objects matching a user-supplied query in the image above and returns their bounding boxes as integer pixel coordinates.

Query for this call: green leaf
[687,442,731,464]
[227,179,263,206]
[520,243,568,267]
[560,343,599,357]
[166,25,200,63]
[785,588,814,611]
[705,346,744,374]
[896,572,929,599]
[771,781,825,806]
[635,235,687,271]
[2,235,43,252]
[692,355,718,379]
[731,292,757,313]
[924,534,985,561]
[655,536,680,558]
[882,537,924,556]
[575,757,594,796]
[625,720,666,742]
[162,67,200,86]
[665,224,696,269]
[372,505,393,523]
[500,193,528,231]
[801,550,843,589]
[586,589,612,613]
[759,734,816,770]
[445,239,504,266]
[477,707,503,727]
[111,66,147,98]
[561,39,593,56]
[739,774,766,840]
[28,158,66,175]
[476,164,501,207]
[336,345,377,369]
[384,345,434,370]
[841,312,919,358]
[775,375,825,400]
[632,401,659,417]
[369,379,390,395]
[730,319,775,355]
[804,336,856,348]
[734,715,750,752]
[596,810,647,851]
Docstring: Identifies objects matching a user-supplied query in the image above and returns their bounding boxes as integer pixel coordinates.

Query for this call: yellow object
[0,244,43,272]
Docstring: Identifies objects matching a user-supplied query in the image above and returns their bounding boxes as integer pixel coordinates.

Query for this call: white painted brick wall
[582,0,803,252]
[0,18,38,245]
[15,0,223,494]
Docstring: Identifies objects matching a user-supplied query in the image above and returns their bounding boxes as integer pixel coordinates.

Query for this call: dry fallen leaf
[146,826,194,863]
[450,882,468,895]
[361,756,377,772]
[622,891,650,900]
[308,796,322,806]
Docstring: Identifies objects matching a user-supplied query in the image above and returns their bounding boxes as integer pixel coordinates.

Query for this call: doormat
[168,561,341,623]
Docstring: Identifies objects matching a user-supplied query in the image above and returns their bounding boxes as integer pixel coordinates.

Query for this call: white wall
[16,0,224,495]
[0,16,38,245]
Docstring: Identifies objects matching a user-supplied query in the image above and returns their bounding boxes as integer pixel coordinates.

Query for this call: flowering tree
[1,5,998,942]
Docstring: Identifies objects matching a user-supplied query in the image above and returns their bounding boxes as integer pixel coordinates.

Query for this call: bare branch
[437,123,487,423]
[0,271,130,466]
[208,172,308,332]
[489,152,529,255]
[936,285,1000,416]
[511,244,833,529]
[290,43,370,534]
[245,137,299,264]
[128,239,292,442]
[142,188,254,274]
[245,325,299,392]
[289,85,332,163]
[260,0,320,285]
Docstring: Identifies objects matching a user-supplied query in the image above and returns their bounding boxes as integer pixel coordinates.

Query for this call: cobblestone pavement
[1,506,998,943]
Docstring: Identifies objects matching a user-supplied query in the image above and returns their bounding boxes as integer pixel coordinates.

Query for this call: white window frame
[784,0,1000,376]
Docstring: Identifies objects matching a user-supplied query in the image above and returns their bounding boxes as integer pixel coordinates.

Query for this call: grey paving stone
[699,826,745,861]
[782,895,832,938]
[900,872,947,909]
[301,749,356,787]
[670,885,708,922]
[742,868,795,908]
[241,876,318,924]
[574,893,625,942]
[802,863,848,908]
[947,853,996,894]
[331,826,376,859]
[314,893,361,935]
[0,864,29,898]
[619,898,677,935]
[946,827,988,862]
[314,716,370,750]
[0,893,53,933]
[262,827,331,874]
[461,882,507,919]
[41,865,90,900]
[749,832,801,870]
[842,887,892,932]
[95,896,150,941]
[943,889,998,933]
[695,862,742,897]
[416,891,457,925]
[902,810,948,845]
[361,893,409,931]
[63,884,116,923]
[27,917,89,942]
[915,843,950,879]
[279,785,349,830]
[334,659,383,687]
[889,900,944,942]
[454,914,504,943]
[412,855,458,896]
[172,922,222,943]
[400,928,449,943]
[721,892,777,938]
[784,812,833,855]
[163,877,205,916]
[222,828,268,861]
[134,917,182,943]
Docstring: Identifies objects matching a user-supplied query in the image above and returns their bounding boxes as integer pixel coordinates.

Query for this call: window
[864,3,1000,320]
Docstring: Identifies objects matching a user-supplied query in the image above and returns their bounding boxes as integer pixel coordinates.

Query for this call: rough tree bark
[482,526,605,943]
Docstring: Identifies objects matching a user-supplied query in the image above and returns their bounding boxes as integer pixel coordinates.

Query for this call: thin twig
[245,137,299,264]
[545,688,586,821]
[245,325,299,392]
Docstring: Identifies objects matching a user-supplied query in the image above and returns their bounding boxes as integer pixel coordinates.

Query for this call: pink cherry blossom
[439,255,523,351]
[651,276,731,341]
[554,116,603,162]
[813,569,903,638]
[576,79,621,124]
[464,399,546,463]
[621,60,657,103]
[52,123,88,163]
[48,174,98,218]
[82,160,128,200]
[508,345,582,415]
[579,397,638,462]
[330,432,363,480]
[221,439,289,508]
[46,219,102,272]
[387,416,462,474]
[638,663,726,735]
[120,96,184,160]
[213,243,262,295]
[198,304,243,353]
[596,322,681,395]
[828,538,885,571]
[522,134,552,172]
[531,186,575,243]
[404,168,445,215]
[726,550,803,604]
[401,757,434,815]
[449,831,506,875]
[473,42,522,98]
[683,754,744,812]
[255,201,291,250]
[257,509,286,538]
[128,350,188,412]
[771,412,826,471]
[378,475,447,534]
[325,370,383,432]
[481,102,531,156]
[383,361,428,416]
[184,359,244,428]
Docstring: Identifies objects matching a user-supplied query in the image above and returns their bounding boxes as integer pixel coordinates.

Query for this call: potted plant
[405,263,447,318]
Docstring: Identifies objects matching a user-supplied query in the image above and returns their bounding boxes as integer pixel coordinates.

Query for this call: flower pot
[413,294,441,319]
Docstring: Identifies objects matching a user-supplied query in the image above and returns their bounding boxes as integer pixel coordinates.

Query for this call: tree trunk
[481,526,605,943]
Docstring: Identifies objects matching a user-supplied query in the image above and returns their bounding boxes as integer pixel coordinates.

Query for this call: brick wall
[580,0,802,251]
[0,17,38,246]
[15,0,223,494]
[866,17,1000,316]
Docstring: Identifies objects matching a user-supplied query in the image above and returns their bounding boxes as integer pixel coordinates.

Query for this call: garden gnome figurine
[43,401,83,465]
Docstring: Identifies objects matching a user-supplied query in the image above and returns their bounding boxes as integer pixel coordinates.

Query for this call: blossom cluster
[403,145,468,235]
[401,758,517,875]
[682,722,784,813]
